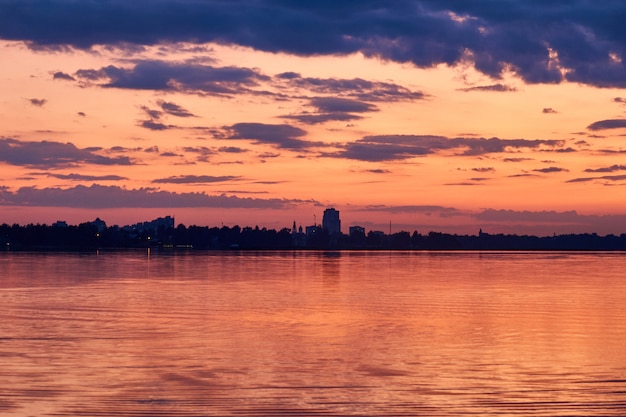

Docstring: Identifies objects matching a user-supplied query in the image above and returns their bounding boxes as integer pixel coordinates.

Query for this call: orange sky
[1,2,626,235]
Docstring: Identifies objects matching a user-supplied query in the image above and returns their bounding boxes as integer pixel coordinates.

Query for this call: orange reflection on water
[1,251,626,416]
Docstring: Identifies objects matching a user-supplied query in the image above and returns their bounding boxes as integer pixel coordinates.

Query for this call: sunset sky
[2,1,626,235]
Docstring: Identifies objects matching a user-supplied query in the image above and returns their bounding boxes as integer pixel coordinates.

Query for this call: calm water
[1,250,625,416]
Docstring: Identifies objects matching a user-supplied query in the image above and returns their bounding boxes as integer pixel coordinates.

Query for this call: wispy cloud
[584,164,626,173]
[327,135,566,162]
[35,172,128,181]
[152,175,240,184]
[566,174,626,183]
[0,184,318,209]
[279,74,426,102]
[0,138,133,168]
[533,167,569,174]
[459,84,517,93]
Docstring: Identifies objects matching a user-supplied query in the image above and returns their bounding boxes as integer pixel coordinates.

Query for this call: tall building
[322,208,341,235]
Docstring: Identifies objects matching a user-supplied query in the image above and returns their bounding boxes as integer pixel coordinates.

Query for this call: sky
[1,0,626,236]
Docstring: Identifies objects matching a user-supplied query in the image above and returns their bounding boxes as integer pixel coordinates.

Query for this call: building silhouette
[349,226,365,237]
[322,208,341,235]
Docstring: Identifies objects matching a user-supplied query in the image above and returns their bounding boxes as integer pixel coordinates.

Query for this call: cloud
[7,0,626,87]
[281,112,364,125]
[0,138,133,168]
[29,98,47,107]
[139,120,174,131]
[74,60,269,96]
[459,84,517,92]
[357,204,461,217]
[584,164,626,173]
[365,169,392,174]
[566,174,626,183]
[327,135,566,162]
[282,75,425,102]
[41,173,128,181]
[0,184,317,209]
[587,119,626,131]
[218,146,248,153]
[152,175,239,184]
[533,167,569,173]
[4,2,626,87]
[183,146,215,162]
[52,71,75,81]
[310,97,378,113]
[472,167,495,173]
[472,208,626,235]
[281,96,379,125]
[157,100,196,117]
[542,108,558,114]
[159,152,180,157]
[137,100,196,130]
[503,157,533,162]
[259,152,280,159]
[224,123,313,149]
[474,209,583,224]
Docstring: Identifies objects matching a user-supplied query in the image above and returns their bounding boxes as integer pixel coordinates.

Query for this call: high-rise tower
[322,208,341,235]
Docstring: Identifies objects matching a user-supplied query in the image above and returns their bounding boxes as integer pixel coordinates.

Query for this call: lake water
[1,250,625,416]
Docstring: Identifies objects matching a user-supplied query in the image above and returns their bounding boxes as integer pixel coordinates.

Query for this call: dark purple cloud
[139,120,173,131]
[282,75,425,102]
[0,138,133,168]
[224,123,313,149]
[183,146,215,162]
[140,105,163,120]
[475,209,583,224]
[281,96,378,125]
[42,173,128,181]
[584,164,626,173]
[281,112,364,125]
[218,146,248,153]
[52,71,75,81]
[152,175,239,184]
[357,204,461,217]
[566,174,626,183]
[503,157,533,162]
[472,167,495,173]
[587,119,626,131]
[532,166,569,173]
[29,98,47,107]
[74,60,269,95]
[472,208,626,235]
[4,1,626,87]
[138,100,196,130]
[0,184,318,209]
[542,108,558,114]
[309,97,378,113]
[157,100,196,117]
[459,84,517,92]
[327,135,566,162]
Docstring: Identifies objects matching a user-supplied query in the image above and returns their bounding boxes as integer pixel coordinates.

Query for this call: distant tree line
[1,221,626,251]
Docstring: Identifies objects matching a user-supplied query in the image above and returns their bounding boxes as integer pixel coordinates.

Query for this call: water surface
[1,251,625,416]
